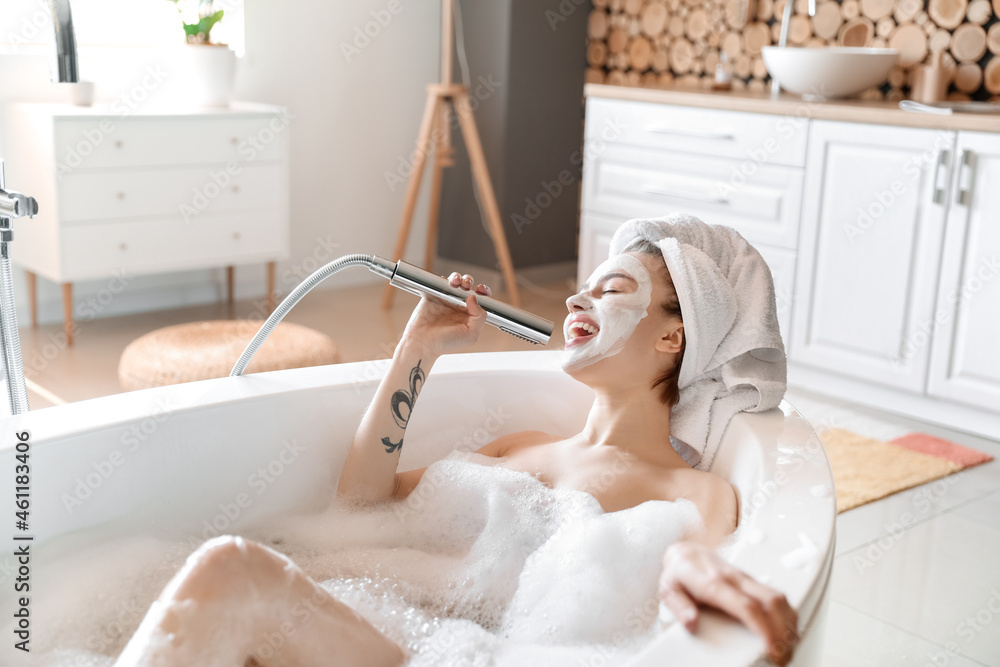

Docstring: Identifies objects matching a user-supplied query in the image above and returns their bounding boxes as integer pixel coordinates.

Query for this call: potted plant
[165,0,237,107]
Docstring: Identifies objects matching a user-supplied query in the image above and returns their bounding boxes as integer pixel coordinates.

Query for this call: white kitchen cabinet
[927,131,1000,410]
[579,97,804,342]
[580,87,1000,438]
[790,120,953,393]
[4,102,291,344]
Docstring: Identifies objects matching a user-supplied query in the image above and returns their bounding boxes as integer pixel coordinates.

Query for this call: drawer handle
[117,192,126,200]
[931,149,950,205]
[119,242,128,251]
[232,185,241,194]
[955,149,975,206]
[232,232,241,240]
[643,185,730,205]
[643,125,736,141]
[114,140,123,149]
[231,137,239,145]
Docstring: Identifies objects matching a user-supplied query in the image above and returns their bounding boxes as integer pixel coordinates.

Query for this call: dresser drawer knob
[117,192,126,200]
[231,137,239,145]
[232,232,241,240]
[232,185,241,194]
[115,140,123,149]
[119,243,128,251]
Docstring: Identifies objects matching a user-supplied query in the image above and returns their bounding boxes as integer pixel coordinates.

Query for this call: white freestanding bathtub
[0,350,835,666]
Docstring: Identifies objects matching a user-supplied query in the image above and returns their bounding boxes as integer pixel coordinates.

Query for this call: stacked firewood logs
[585,0,1000,100]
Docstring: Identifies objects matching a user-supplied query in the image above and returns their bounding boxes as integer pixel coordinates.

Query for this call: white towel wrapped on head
[609,213,787,472]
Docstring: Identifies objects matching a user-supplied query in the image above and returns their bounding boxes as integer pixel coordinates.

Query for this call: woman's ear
[655,322,683,354]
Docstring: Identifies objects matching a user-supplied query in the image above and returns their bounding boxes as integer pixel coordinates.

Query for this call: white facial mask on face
[561,253,653,372]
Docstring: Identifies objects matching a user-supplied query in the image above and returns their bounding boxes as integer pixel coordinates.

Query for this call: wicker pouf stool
[118,320,340,391]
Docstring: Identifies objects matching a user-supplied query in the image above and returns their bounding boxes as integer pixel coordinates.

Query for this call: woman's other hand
[658,541,799,666]
[399,273,492,357]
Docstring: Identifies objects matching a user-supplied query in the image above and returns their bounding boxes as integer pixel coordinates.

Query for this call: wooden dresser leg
[226,266,235,306]
[62,282,74,347]
[266,262,276,313]
[25,270,37,328]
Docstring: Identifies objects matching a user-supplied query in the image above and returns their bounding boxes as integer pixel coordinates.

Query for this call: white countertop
[585,83,1000,133]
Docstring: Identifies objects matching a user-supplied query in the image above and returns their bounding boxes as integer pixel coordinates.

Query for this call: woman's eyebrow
[581,271,637,290]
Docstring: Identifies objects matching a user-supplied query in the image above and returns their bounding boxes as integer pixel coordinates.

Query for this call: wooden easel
[381,0,521,309]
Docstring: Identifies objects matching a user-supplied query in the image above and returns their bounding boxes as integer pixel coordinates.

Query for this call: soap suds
[5,451,703,666]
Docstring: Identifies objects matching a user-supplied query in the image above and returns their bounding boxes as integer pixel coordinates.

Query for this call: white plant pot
[175,43,237,108]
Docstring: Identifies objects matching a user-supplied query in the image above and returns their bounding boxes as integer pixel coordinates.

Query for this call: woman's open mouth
[566,319,600,347]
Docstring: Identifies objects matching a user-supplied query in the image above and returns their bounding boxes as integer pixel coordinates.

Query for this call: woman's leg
[114,535,406,667]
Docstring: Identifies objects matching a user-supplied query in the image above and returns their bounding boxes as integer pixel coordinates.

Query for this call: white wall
[0,0,439,325]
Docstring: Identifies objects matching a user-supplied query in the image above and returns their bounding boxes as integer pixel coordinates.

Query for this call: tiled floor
[18,279,1000,667]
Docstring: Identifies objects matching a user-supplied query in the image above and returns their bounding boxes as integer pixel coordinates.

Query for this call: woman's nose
[565,291,591,312]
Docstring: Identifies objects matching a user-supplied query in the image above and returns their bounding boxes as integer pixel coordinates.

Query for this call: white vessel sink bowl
[761,46,899,99]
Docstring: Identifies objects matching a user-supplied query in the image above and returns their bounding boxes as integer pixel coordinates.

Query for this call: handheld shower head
[231,253,553,377]
[369,256,553,346]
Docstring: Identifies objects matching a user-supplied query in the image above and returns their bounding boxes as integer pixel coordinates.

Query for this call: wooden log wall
[585,0,1000,100]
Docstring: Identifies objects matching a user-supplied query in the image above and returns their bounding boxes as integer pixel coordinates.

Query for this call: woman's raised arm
[336,273,492,504]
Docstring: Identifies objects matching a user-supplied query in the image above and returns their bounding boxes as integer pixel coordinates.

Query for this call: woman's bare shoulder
[663,469,739,546]
[478,430,561,457]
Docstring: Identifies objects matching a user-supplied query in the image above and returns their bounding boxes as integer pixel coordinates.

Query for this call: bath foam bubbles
[5,450,706,666]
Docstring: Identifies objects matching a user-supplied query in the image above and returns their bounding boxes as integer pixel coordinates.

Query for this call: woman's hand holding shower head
[399,272,493,358]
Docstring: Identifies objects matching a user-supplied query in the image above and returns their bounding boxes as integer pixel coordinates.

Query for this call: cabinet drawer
[53,113,288,171]
[581,144,802,250]
[585,97,808,168]
[58,163,283,223]
[61,215,284,280]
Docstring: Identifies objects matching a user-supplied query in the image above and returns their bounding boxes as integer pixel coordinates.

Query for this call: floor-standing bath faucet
[0,0,80,416]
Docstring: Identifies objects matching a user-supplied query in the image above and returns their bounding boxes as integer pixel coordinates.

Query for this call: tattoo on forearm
[381,360,425,454]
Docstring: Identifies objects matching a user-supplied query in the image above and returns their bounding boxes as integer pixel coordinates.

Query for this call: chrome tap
[48,0,80,83]
[0,0,79,416]
[0,163,36,416]
[771,0,817,96]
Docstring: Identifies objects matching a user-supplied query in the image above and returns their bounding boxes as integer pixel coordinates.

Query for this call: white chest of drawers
[4,102,291,344]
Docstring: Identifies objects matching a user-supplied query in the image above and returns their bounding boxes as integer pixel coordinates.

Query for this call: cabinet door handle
[643,125,736,141]
[643,184,730,205]
[955,149,975,206]
[931,149,950,205]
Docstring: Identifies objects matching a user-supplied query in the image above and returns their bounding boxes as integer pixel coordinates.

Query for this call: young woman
[114,243,799,667]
